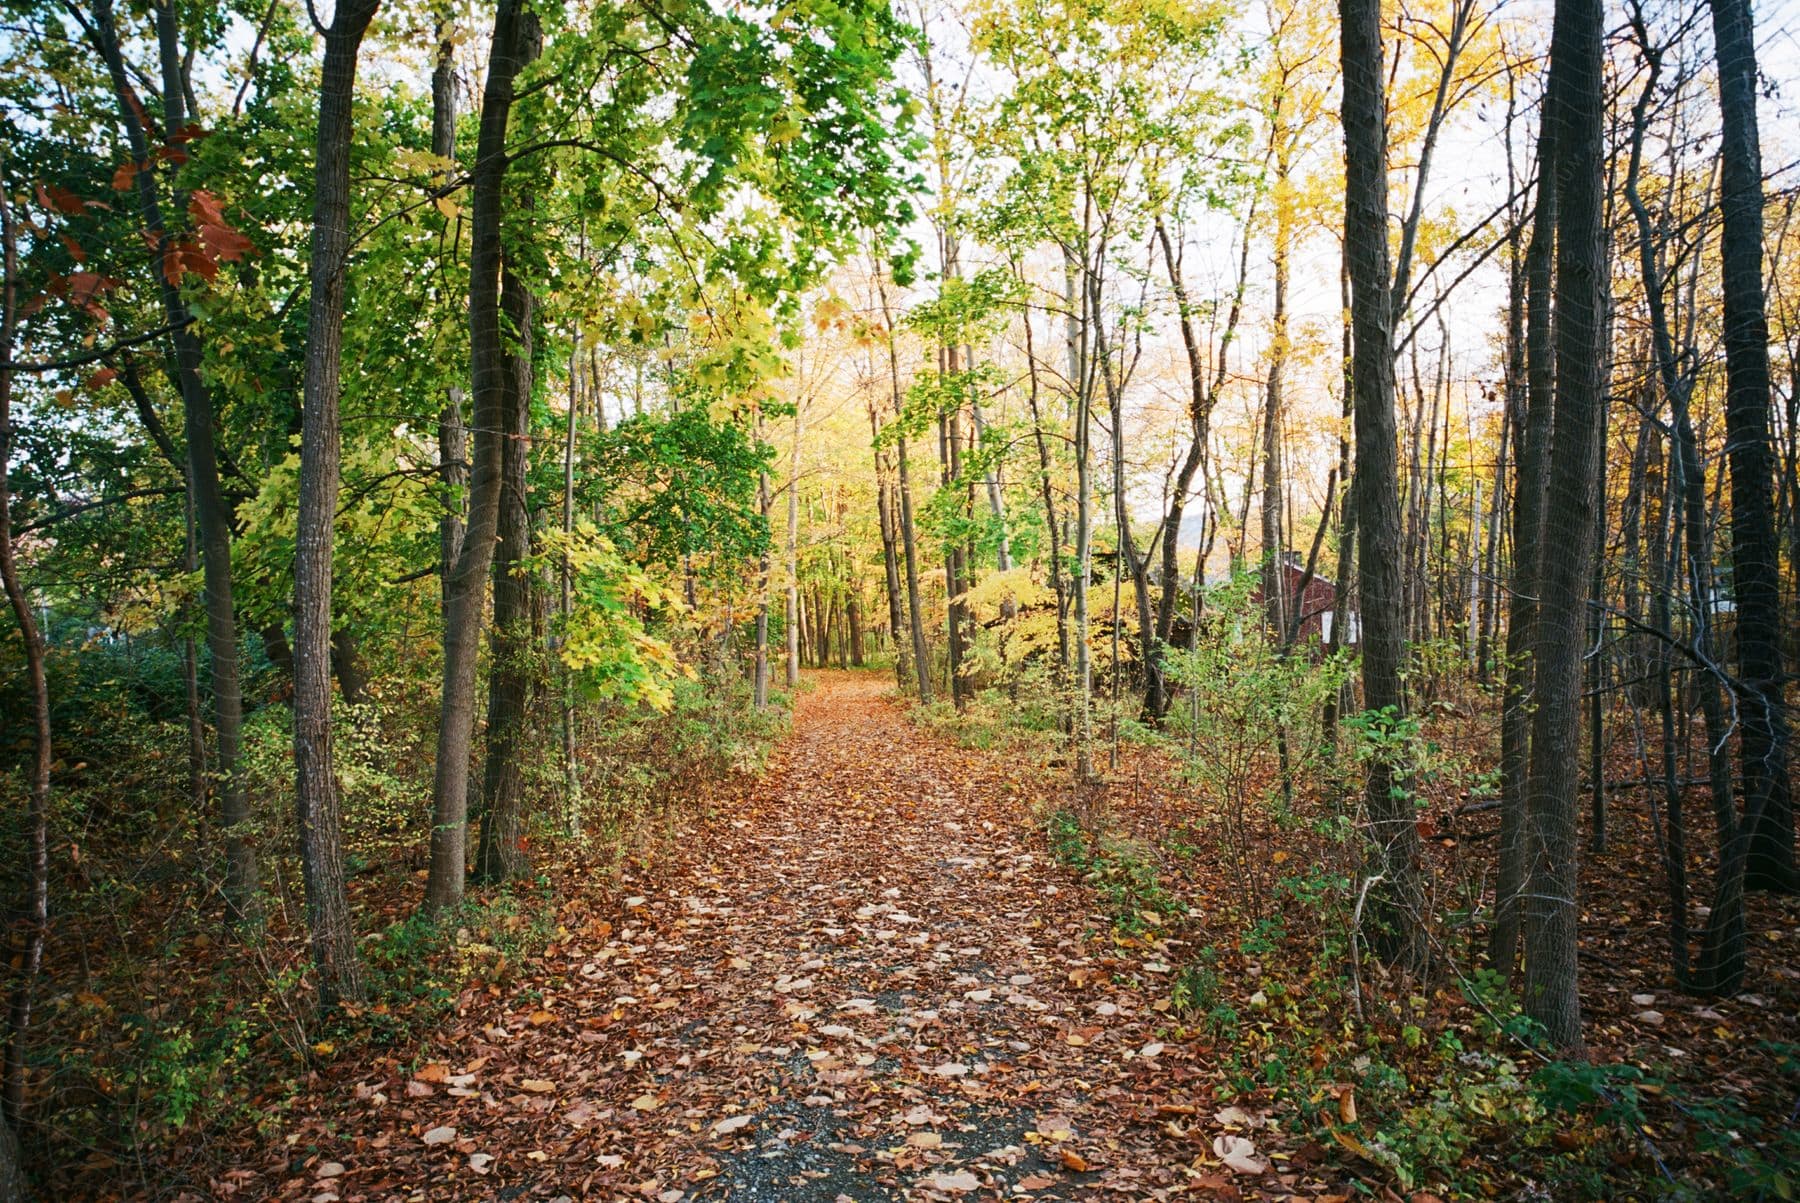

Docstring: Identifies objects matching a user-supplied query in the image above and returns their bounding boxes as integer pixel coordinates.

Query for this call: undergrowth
[913,579,1795,1200]
[13,638,791,1187]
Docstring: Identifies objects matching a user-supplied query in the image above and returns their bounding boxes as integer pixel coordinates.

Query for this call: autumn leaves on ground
[239,675,1295,1203]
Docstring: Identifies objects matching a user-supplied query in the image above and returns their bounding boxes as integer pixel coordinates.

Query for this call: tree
[1692,0,1797,998]
[1521,0,1609,1050]
[85,0,259,923]
[291,0,380,1008]
[1491,42,1561,978]
[1339,0,1426,970]
[474,14,545,887]
[426,0,534,913]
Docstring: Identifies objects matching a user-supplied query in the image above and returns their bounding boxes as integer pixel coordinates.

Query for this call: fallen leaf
[1212,1134,1267,1175]
[713,1114,753,1135]
[422,1126,456,1146]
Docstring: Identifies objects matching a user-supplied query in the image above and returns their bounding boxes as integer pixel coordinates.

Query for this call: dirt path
[278,673,1277,1202]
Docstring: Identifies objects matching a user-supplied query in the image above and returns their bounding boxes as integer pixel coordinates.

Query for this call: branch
[15,486,186,535]
[2,317,196,373]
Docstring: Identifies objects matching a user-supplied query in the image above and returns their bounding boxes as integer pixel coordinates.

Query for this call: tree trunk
[848,588,864,666]
[427,0,530,913]
[1491,94,1560,975]
[474,119,543,886]
[869,395,909,689]
[1072,247,1095,780]
[182,494,207,815]
[877,273,932,703]
[90,0,259,923]
[330,628,367,706]
[433,10,467,607]
[292,0,379,1009]
[1623,18,1743,986]
[1340,0,1427,969]
[942,384,969,708]
[561,335,579,830]
[969,394,1012,583]
[1019,289,1071,674]
[1522,0,1608,1050]
[785,402,803,688]
[1091,279,1158,719]
[1262,171,1288,637]
[1653,443,1691,981]
[1709,0,1795,901]
[1322,252,1356,748]
[754,447,772,707]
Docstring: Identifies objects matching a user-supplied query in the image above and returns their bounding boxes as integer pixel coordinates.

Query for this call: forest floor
[235,671,1321,1203]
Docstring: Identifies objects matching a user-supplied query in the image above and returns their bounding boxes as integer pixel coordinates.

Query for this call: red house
[1249,553,1354,645]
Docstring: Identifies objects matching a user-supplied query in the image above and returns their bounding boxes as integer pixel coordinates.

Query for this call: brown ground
[209,672,1319,1203]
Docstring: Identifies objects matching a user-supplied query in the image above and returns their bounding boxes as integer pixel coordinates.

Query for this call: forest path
[292,672,1257,1202]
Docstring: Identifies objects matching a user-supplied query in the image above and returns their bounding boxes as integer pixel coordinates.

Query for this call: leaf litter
[223,674,1338,1200]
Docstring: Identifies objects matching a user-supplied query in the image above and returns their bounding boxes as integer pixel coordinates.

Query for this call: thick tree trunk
[330,628,367,706]
[1340,0,1427,969]
[427,0,530,913]
[475,190,541,886]
[1492,101,1560,975]
[1522,0,1608,1050]
[292,0,379,1009]
[1709,0,1795,901]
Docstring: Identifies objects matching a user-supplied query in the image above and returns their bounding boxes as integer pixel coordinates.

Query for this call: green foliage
[582,408,771,569]
[1161,568,1351,917]
[1045,807,1186,934]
